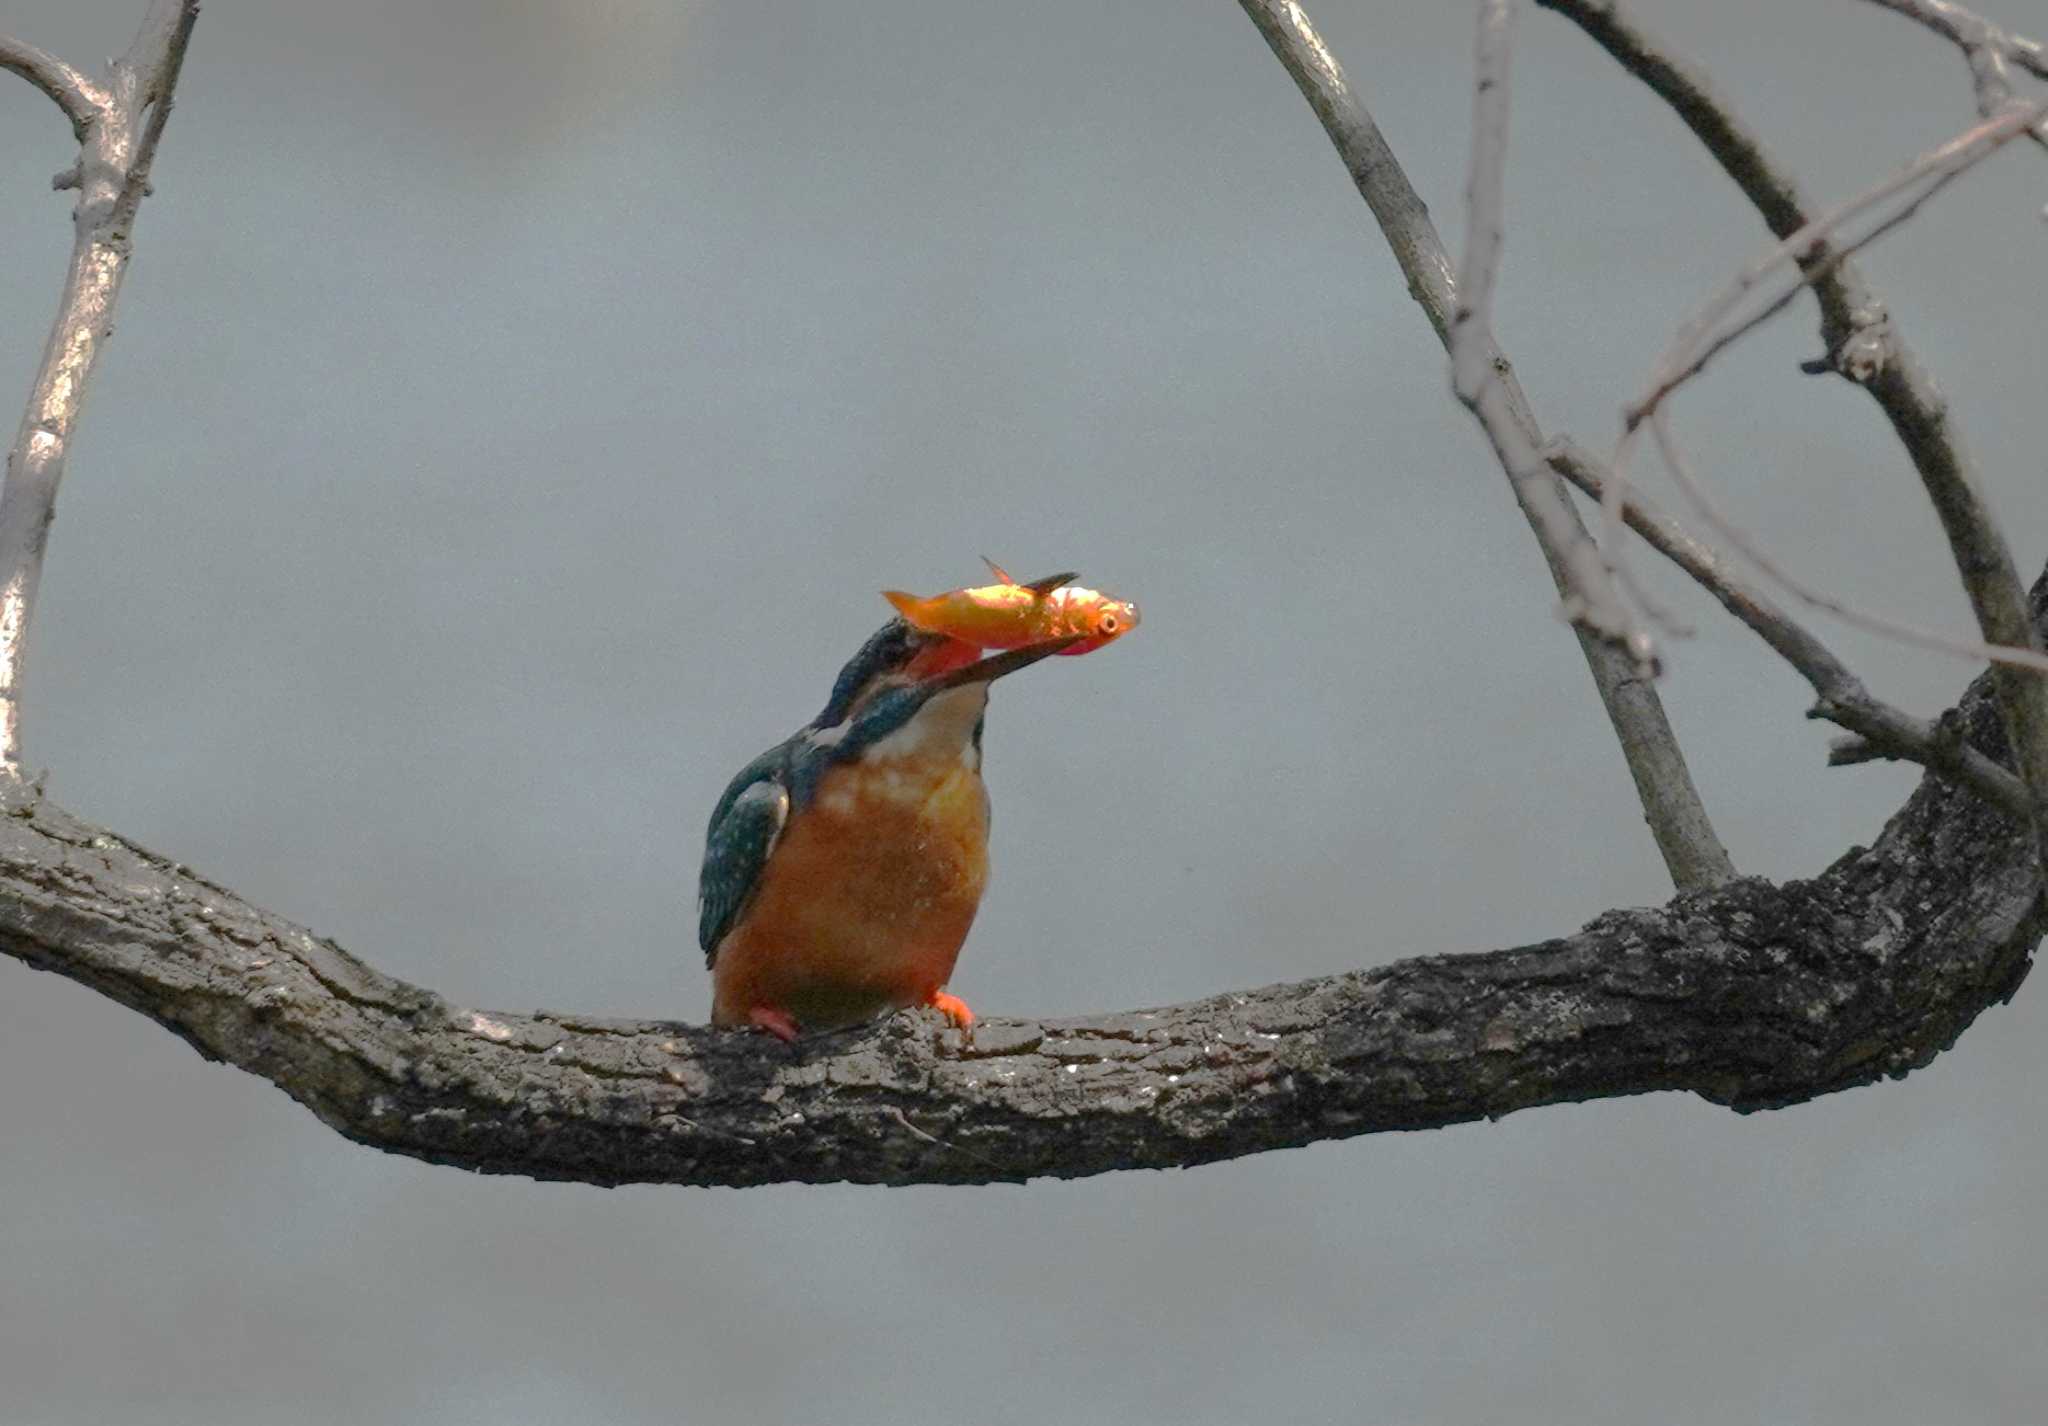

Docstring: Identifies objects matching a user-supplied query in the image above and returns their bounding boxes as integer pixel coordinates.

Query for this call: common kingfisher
[697,618,1077,1042]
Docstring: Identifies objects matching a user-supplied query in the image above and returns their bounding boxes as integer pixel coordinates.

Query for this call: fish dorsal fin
[980,557,1075,595]
[1019,570,1079,596]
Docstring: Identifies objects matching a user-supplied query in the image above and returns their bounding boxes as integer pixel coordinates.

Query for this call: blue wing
[697,751,792,967]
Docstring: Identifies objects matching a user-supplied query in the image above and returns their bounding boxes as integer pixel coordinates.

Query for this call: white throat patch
[863,683,989,765]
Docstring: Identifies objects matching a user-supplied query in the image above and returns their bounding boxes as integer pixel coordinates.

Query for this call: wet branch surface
[4,630,2040,1186]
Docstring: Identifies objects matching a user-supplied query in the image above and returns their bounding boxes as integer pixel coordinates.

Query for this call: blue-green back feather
[697,617,980,967]
[697,746,792,965]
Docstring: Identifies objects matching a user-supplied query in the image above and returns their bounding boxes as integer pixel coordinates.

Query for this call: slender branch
[1448,0,1657,667]
[0,35,108,137]
[1629,102,2047,431]
[1640,404,2048,682]
[1238,0,1735,893]
[1537,0,2048,849]
[1607,104,2048,693]
[1858,0,2048,147]
[1547,439,2030,819]
[0,1,202,777]
[1863,0,2048,77]
[108,1,201,232]
[1449,0,1517,401]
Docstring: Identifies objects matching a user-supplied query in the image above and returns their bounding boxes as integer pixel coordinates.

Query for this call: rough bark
[3,609,2039,1186]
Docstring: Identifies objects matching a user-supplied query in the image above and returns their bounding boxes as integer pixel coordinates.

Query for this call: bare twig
[1449,0,1517,402]
[1239,0,1735,892]
[1606,103,2048,684]
[1644,405,2048,680]
[1863,0,2048,79]
[1539,0,2048,847]
[1449,1,1656,666]
[1858,0,2048,148]
[0,1,202,776]
[1627,101,2048,429]
[1547,438,2030,818]
[0,35,108,137]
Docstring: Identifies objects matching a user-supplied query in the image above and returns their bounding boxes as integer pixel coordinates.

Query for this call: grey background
[2,2,2043,1422]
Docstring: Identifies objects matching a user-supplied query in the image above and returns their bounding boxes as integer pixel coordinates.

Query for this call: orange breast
[710,752,991,1033]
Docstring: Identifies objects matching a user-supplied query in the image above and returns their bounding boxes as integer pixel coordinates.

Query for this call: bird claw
[926,991,975,1043]
[746,1006,802,1043]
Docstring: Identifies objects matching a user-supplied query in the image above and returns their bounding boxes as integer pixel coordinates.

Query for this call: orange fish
[883,560,1140,656]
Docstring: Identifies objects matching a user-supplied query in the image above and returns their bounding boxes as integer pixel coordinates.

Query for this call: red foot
[747,1006,802,1043]
[926,990,975,1034]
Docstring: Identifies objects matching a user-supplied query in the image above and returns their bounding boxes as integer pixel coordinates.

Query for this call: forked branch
[1546,439,2029,819]
[1238,0,1734,893]
[1445,0,1662,668]
[0,0,201,775]
[1539,0,2048,849]
[0,37,108,135]
[1858,0,2048,146]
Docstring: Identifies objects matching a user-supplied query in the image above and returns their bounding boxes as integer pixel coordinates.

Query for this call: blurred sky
[2,1,2044,1422]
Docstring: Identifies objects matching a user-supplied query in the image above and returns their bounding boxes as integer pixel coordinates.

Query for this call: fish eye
[1098,614,1119,634]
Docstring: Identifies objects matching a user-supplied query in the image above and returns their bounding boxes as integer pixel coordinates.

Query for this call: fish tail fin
[981,556,1014,585]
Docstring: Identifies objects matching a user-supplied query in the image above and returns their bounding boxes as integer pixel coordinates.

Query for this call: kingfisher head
[808,621,942,728]
[791,622,1080,799]
[808,619,1007,732]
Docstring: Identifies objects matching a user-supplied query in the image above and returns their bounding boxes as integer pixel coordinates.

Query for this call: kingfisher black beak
[921,635,1087,691]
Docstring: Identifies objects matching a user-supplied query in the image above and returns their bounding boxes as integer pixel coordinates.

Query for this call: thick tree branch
[2,633,2039,1186]
[1237,0,1735,894]
[0,1,201,776]
[1537,0,2048,851]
